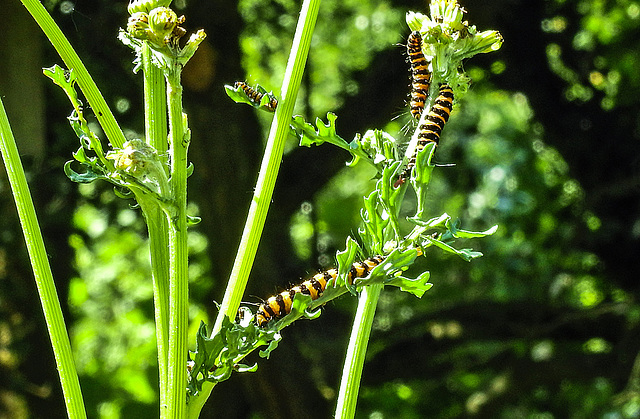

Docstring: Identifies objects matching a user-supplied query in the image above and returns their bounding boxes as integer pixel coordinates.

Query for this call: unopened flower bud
[128,0,172,15]
[148,7,179,40]
[127,12,151,40]
[107,139,169,196]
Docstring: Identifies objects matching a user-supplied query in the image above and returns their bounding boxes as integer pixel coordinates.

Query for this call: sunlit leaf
[385,271,433,297]
[292,113,377,169]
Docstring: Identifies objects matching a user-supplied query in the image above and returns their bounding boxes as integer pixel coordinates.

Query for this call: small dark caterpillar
[407,31,432,120]
[395,84,454,188]
[234,81,278,112]
[255,255,386,327]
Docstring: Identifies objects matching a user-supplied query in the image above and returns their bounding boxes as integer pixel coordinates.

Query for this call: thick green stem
[143,43,169,155]
[212,0,320,338]
[141,42,170,416]
[187,0,320,416]
[19,0,126,148]
[0,97,87,419]
[335,283,383,419]
[165,70,189,419]
[147,206,170,412]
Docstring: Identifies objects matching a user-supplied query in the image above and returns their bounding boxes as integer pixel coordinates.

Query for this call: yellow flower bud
[148,7,178,40]
[127,12,151,40]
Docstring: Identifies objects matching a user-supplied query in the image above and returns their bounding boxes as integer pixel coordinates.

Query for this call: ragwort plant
[0,0,501,417]
[209,3,501,417]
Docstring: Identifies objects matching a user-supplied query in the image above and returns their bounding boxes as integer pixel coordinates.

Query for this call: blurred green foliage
[545,0,640,108]
[239,0,404,115]
[65,184,212,418]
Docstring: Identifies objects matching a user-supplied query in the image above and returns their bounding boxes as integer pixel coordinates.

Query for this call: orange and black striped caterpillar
[407,31,431,120]
[234,81,278,112]
[394,83,454,188]
[255,255,386,327]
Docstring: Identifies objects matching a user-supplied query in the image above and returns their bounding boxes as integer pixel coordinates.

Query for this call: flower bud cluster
[127,6,187,47]
[107,139,170,198]
[406,0,503,93]
[127,0,172,14]
[121,2,206,71]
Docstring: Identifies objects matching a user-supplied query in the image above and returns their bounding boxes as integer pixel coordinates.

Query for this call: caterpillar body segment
[255,255,386,327]
[234,81,278,112]
[407,31,432,120]
[394,84,454,188]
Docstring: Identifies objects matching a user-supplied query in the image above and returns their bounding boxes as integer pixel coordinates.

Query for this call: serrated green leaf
[188,321,226,395]
[292,113,378,170]
[295,113,345,149]
[446,220,498,238]
[258,333,281,359]
[224,84,254,107]
[294,115,324,147]
[187,316,285,396]
[292,293,322,320]
[412,141,436,185]
[380,161,405,204]
[45,66,106,153]
[200,321,226,368]
[457,248,484,260]
[71,146,90,164]
[63,161,107,184]
[451,30,504,61]
[336,237,362,294]
[410,142,437,219]
[336,237,361,268]
[423,236,484,261]
[385,271,433,297]
[359,190,388,255]
[408,212,451,228]
[378,162,406,241]
[113,187,134,200]
[316,112,338,138]
[354,247,422,288]
[407,215,496,258]
[235,363,258,373]
[187,215,201,226]
[379,247,421,274]
[209,364,233,382]
[43,65,79,104]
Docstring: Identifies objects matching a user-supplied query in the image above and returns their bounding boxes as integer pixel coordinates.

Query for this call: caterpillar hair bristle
[394,84,454,188]
[255,256,386,327]
[407,31,431,120]
[234,81,278,112]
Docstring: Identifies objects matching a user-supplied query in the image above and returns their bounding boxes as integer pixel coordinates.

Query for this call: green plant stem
[143,202,170,414]
[165,69,189,419]
[143,43,169,155]
[187,0,320,415]
[212,0,320,338]
[20,0,126,148]
[0,97,87,419]
[141,42,170,415]
[335,283,383,419]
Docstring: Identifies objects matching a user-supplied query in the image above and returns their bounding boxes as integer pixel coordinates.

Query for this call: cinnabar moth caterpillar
[395,84,454,188]
[234,81,278,112]
[407,31,431,120]
[255,255,386,327]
